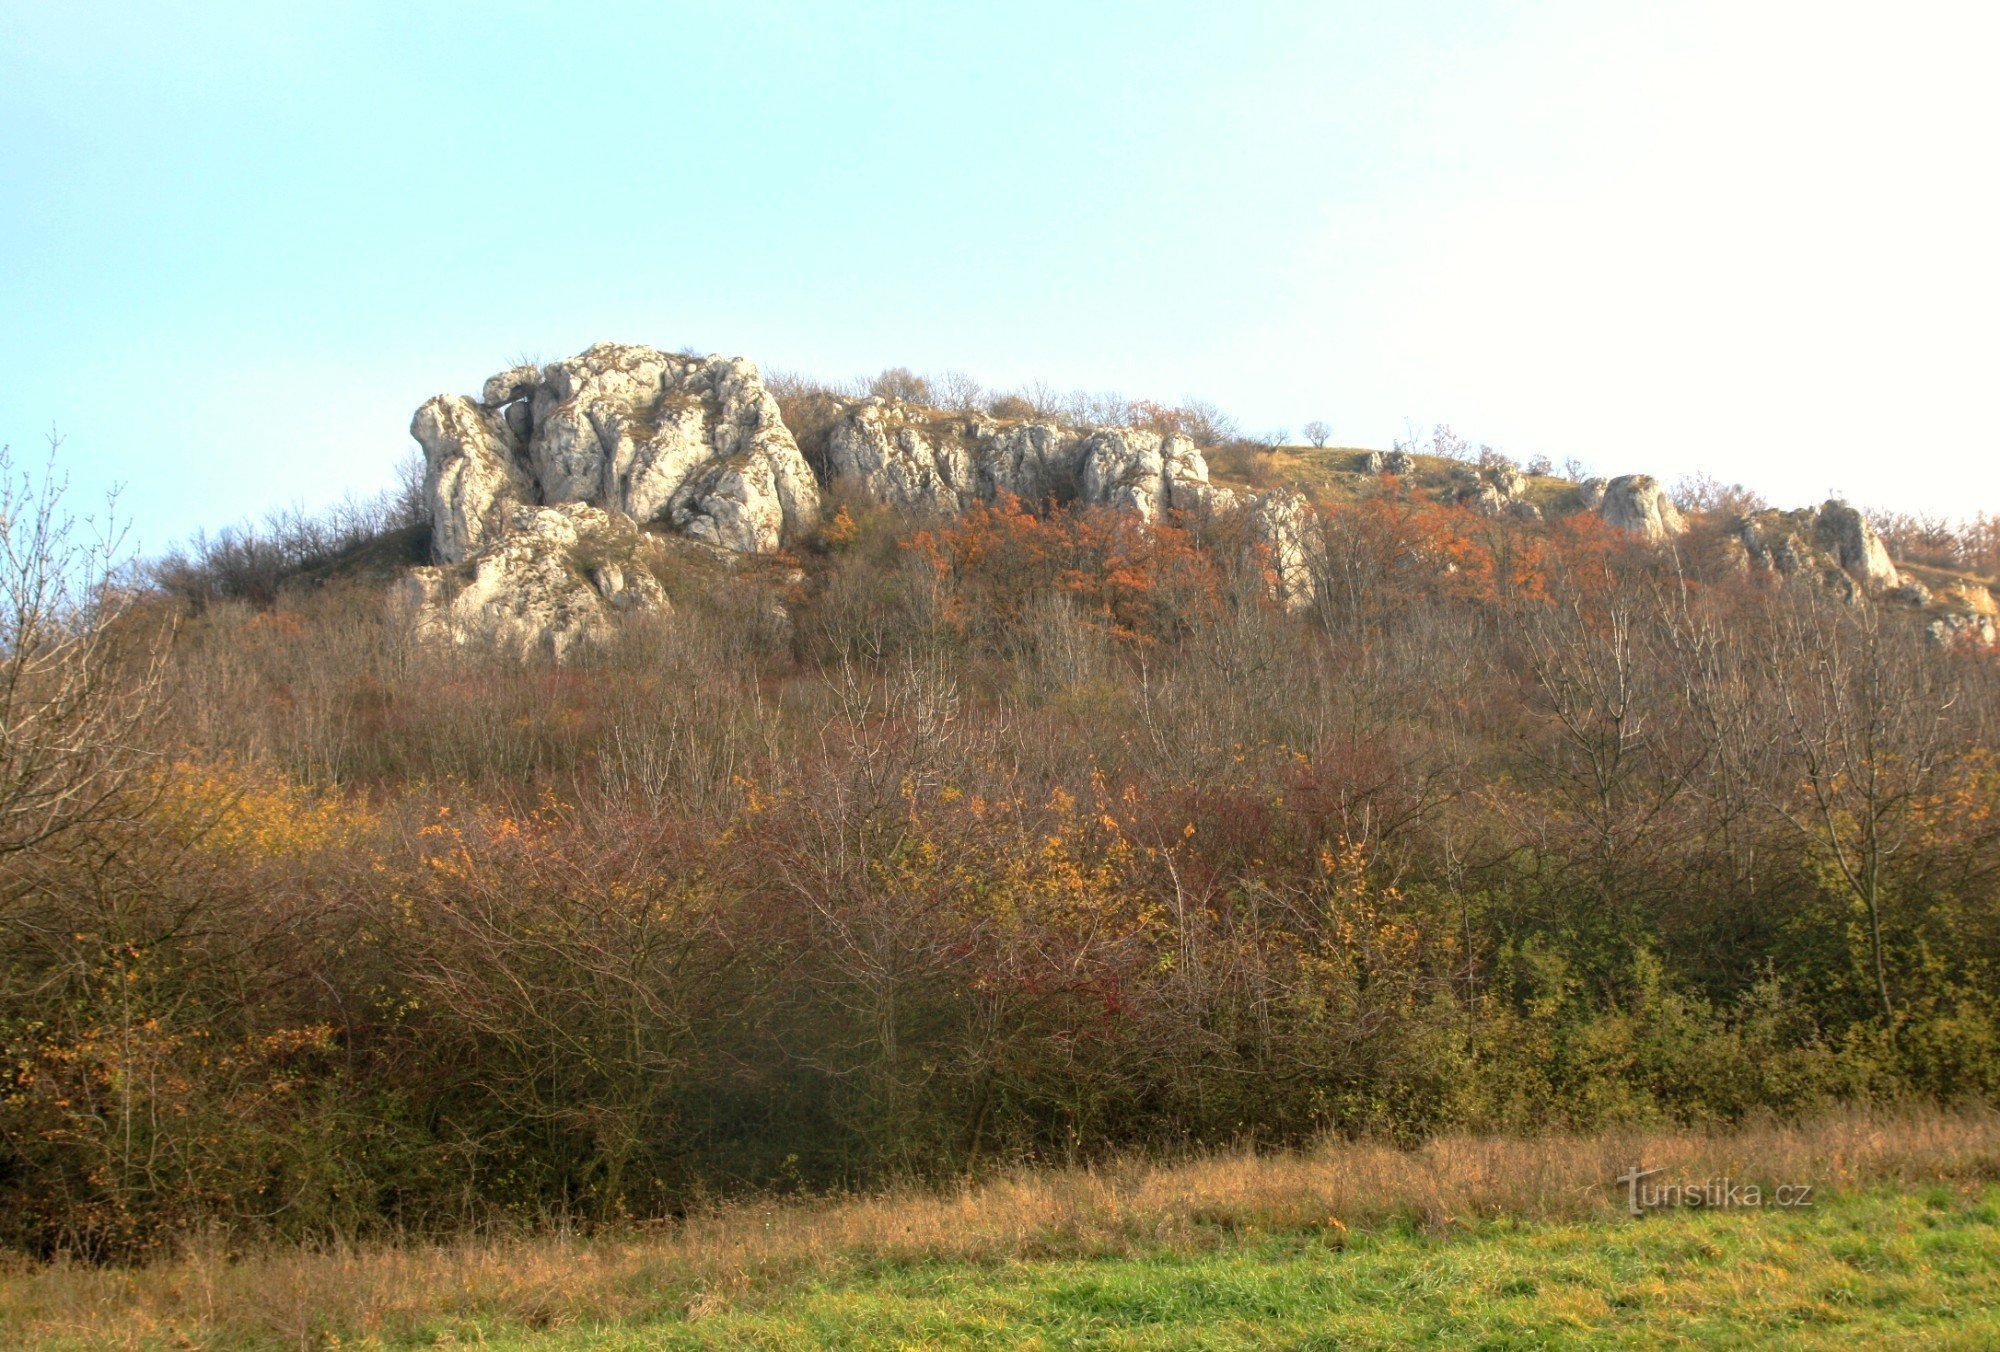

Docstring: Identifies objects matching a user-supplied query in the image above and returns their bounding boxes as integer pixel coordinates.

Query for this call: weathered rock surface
[415,343,818,562]
[412,397,534,565]
[1733,501,1899,594]
[1443,461,1543,523]
[824,399,1082,515]
[1597,475,1686,541]
[1810,501,1899,590]
[398,502,668,661]
[1077,428,1231,521]
[823,400,1237,523]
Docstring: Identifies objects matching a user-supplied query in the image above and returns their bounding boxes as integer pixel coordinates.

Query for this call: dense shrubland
[3,440,1999,1261]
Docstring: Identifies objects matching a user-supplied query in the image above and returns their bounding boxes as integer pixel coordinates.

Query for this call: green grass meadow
[396,1186,1999,1350]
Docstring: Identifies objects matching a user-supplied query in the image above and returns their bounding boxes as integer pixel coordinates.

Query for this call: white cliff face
[977,421,1082,502]
[412,397,534,565]
[825,399,981,516]
[414,343,819,562]
[1077,428,1229,521]
[824,399,1085,514]
[398,502,669,662]
[1598,475,1686,542]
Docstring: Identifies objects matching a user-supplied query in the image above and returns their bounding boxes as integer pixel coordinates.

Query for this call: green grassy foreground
[466,1187,2000,1350]
[9,1111,1997,1349]
[17,1186,1995,1350]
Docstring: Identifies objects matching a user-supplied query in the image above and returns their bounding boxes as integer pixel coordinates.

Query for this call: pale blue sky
[4,1,1996,552]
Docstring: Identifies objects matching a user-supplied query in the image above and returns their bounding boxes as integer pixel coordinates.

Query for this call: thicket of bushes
[2,444,1998,1261]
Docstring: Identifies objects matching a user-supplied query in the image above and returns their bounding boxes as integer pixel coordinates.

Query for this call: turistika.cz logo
[1614,1166,1815,1217]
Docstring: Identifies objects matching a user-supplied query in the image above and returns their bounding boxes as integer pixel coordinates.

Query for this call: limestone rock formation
[823,401,1233,523]
[824,399,1081,515]
[1733,501,1899,594]
[1597,475,1685,541]
[1810,501,1898,590]
[1243,490,1317,610]
[820,397,1316,606]
[1448,462,1541,521]
[1077,428,1231,522]
[412,397,534,565]
[397,502,668,661]
[414,343,818,562]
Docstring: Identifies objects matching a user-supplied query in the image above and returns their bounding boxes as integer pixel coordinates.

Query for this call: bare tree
[1302,419,1332,449]
[0,440,165,861]
[1763,592,1957,1030]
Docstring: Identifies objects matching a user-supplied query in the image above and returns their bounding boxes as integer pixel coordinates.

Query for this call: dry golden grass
[4,1105,1996,1349]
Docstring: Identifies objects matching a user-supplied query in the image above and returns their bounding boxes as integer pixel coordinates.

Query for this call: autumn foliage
[3,471,1999,1260]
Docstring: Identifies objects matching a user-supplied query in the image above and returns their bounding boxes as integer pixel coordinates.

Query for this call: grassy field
[5,1109,1997,1349]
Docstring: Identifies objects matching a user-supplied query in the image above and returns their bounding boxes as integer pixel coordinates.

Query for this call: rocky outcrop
[1928,612,1998,650]
[414,343,818,562]
[1448,463,1541,522]
[1597,475,1685,541]
[1243,490,1317,610]
[824,399,1081,515]
[397,502,669,661]
[412,397,534,565]
[824,401,1235,523]
[1810,501,1898,590]
[822,397,1313,606]
[1077,428,1231,522]
[1733,501,1899,594]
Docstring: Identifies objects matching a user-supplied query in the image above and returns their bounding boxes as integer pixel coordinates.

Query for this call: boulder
[1598,475,1685,541]
[398,502,669,661]
[1382,449,1416,475]
[414,343,819,560]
